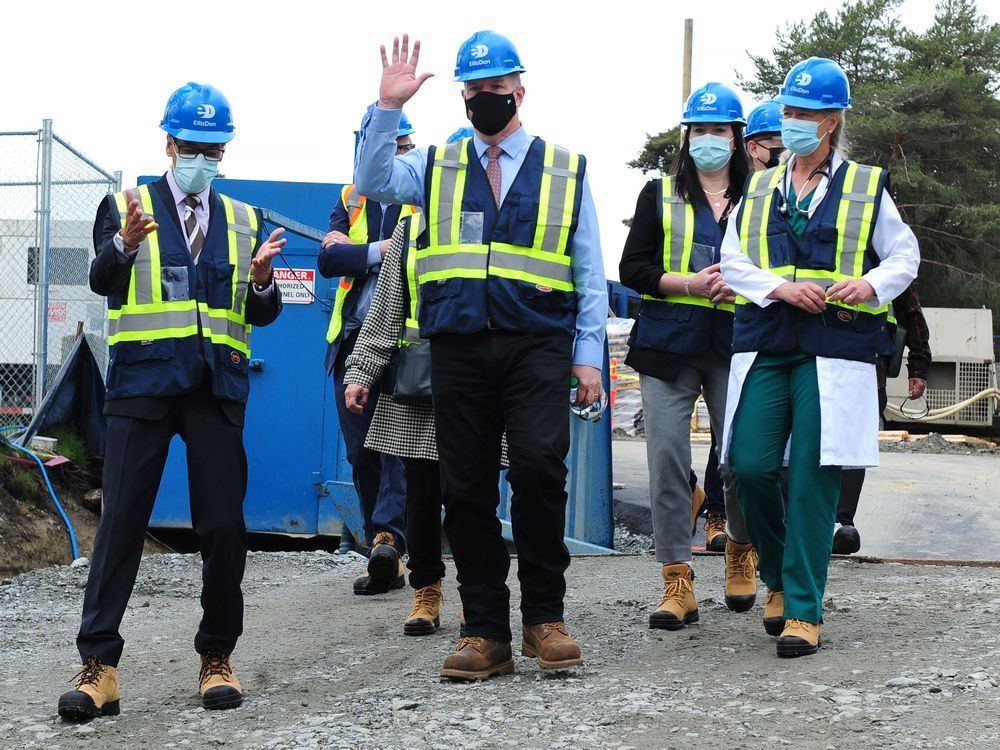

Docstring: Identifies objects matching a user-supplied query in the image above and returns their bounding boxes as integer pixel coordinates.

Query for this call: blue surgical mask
[173,154,218,194]
[689,134,734,173]
[781,118,830,156]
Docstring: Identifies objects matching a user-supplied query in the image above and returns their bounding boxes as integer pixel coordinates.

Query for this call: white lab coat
[720,153,920,468]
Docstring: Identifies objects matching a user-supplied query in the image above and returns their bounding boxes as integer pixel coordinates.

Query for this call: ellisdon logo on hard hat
[193,104,217,127]
[699,92,718,105]
[468,43,492,67]
[789,71,813,94]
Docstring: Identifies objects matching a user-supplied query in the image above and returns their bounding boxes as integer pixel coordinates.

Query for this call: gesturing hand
[768,281,827,314]
[119,189,159,250]
[252,228,286,286]
[379,34,434,110]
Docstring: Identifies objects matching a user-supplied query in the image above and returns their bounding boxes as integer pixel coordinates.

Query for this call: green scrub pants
[729,352,841,624]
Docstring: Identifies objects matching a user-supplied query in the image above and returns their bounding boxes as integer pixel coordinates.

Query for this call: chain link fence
[0,122,119,427]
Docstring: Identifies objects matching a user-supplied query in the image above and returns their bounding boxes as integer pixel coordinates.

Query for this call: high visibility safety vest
[629,176,733,358]
[325,184,419,344]
[415,136,585,338]
[104,183,259,402]
[732,160,895,363]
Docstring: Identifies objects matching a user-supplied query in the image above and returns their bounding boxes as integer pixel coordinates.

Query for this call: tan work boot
[776,619,821,658]
[58,656,120,720]
[649,563,698,630]
[704,513,727,552]
[763,589,786,636]
[521,622,583,670]
[199,652,243,710]
[724,540,758,612]
[368,531,402,586]
[404,581,443,636]
[690,484,706,534]
[440,637,515,681]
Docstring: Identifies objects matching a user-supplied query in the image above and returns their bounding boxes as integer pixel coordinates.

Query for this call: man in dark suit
[58,82,284,721]
[318,110,416,596]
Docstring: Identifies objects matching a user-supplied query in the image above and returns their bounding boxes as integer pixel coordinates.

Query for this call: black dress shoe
[832,524,861,555]
[353,572,405,596]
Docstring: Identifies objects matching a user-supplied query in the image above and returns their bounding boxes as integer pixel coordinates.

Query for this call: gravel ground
[2,551,1000,749]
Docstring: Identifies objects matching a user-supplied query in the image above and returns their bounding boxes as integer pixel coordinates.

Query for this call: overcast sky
[3,0,994,279]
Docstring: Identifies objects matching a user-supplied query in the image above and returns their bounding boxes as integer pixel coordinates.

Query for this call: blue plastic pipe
[1,431,80,562]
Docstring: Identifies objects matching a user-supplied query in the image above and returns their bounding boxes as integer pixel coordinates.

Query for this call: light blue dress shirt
[355,105,607,370]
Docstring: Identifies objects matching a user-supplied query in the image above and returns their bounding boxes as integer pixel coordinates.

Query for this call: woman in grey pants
[619,82,758,630]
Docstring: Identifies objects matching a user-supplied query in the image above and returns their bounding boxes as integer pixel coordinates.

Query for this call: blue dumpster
[144,177,615,552]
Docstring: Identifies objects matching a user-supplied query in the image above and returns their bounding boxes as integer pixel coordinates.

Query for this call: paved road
[613,438,1000,561]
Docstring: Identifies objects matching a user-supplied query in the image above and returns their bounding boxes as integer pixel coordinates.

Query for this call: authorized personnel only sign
[273,268,315,305]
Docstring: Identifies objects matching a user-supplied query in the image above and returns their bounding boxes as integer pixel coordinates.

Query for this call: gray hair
[825,109,849,158]
[463,72,522,91]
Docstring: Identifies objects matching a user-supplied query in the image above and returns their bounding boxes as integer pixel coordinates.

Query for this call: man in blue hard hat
[354,31,608,681]
[318,110,419,596]
[59,82,285,720]
[744,99,785,171]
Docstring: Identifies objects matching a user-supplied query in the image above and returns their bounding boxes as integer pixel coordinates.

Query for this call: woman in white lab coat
[719,57,919,657]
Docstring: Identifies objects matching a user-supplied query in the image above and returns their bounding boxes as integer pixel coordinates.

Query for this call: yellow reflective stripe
[834,162,856,279]
[662,176,674,272]
[420,268,488,282]
[107,300,199,319]
[855,165,881,277]
[535,143,555,251]
[137,185,161,305]
[109,326,200,345]
[533,145,579,256]
[640,293,734,312]
[488,242,574,290]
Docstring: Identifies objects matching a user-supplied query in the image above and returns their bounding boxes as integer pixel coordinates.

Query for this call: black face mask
[465,90,517,136]
[754,144,784,169]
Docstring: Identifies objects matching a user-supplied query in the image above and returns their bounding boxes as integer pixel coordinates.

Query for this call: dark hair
[669,123,751,206]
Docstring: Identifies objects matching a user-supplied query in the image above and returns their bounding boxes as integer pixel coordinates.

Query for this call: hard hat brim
[774,93,851,110]
[454,65,526,82]
[161,125,235,144]
[681,115,747,125]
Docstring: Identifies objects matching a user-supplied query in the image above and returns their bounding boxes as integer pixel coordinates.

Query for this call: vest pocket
[114,339,176,364]
[799,223,838,271]
[766,233,793,268]
[517,282,572,312]
[208,263,236,308]
[161,266,190,302]
[631,301,697,353]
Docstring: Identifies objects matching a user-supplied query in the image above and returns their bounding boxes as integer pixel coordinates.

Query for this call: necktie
[183,194,205,264]
[485,145,503,207]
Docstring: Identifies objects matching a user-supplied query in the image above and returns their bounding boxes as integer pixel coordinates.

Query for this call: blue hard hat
[454,30,526,82]
[744,99,784,139]
[397,111,415,138]
[775,57,852,110]
[160,82,235,144]
[447,127,475,143]
[681,82,746,125]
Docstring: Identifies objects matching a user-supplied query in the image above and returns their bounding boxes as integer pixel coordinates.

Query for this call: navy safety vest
[732,160,895,363]
[104,184,259,402]
[630,176,734,358]
[414,136,585,338]
[325,184,419,344]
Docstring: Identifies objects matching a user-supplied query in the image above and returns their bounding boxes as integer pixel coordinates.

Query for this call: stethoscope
[778,152,835,217]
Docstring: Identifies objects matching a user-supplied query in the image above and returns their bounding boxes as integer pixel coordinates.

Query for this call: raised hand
[119,189,159,250]
[252,228,286,286]
[379,34,434,109]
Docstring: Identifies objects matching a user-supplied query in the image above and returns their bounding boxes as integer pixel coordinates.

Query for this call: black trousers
[77,380,248,666]
[431,330,572,643]
[702,429,725,516]
[404,458,446,589]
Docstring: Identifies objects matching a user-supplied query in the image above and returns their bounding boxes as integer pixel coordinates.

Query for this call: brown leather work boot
[763,589,786,636]
[58,656,120,720]
[777,619,821,658]
[690,484,706,534]
[724,540,758,612]
[704,513,727,552]
[649,563,698,630]
[440,637,515,681]
[368,531,402,586]
[199,652,243,710]
[521,622,583,670]
[404,581,443,636]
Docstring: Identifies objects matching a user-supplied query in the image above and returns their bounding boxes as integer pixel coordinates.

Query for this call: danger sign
[274,267,315,305]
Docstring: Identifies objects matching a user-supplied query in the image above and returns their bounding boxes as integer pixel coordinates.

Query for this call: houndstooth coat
[344,222,440,461]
